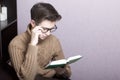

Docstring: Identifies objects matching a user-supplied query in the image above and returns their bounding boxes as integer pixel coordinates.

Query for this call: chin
[41,38,45,40]
[39,35,50,40]
[40,37,47,40]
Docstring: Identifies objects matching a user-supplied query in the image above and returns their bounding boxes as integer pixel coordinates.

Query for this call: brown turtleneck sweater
[8,24,71,80]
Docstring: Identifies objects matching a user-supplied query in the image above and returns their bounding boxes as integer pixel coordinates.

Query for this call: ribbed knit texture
[8,24,71,80]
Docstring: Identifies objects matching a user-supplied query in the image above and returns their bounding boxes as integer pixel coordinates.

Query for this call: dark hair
[31,2,62,25]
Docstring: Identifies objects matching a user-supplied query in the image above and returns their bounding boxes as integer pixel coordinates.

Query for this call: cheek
[39,34,46,40]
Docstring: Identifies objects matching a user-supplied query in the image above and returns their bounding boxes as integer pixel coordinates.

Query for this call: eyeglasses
[40,25,57,33]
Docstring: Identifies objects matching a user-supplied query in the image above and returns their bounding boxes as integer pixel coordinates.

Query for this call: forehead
[39,20,56,28]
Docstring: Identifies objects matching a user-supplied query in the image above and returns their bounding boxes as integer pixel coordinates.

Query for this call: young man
[8,2,71,80]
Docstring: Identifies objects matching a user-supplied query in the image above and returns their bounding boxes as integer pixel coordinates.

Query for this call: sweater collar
[26,23,32,36]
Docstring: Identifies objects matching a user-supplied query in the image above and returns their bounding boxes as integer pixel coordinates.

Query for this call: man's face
[35,20,56,40]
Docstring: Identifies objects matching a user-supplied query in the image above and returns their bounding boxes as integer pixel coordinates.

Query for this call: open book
[45,55,82,69]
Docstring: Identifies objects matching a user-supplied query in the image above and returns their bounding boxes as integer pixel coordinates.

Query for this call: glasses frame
[40,25,57,33]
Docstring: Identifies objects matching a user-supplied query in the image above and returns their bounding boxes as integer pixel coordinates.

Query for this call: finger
[33,26,43,31]
[32,27,43,34]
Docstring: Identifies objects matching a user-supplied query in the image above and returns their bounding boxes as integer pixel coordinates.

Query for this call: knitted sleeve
[9,44,38,80]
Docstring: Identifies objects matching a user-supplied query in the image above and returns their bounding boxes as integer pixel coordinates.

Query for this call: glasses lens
[41,25,57,33]
[50,26,57,32]
[41,28,48,33]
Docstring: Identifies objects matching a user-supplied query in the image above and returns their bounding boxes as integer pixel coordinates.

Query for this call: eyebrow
[41,25,56,29]
[41,27,52,29]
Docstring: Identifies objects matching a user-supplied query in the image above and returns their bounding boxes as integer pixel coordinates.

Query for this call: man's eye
[42,28,48,31]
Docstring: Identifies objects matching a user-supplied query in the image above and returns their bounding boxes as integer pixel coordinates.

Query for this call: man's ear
[30,20,36,27]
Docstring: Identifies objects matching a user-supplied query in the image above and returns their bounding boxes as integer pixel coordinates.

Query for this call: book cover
[45,55,82,69]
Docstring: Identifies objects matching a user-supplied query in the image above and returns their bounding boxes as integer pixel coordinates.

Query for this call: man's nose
[46,31,51,35]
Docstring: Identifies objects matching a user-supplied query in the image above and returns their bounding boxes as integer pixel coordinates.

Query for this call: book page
[45,55,83,69]
[45,59,67,69]
[67,55,82,64]
[48,59,67,65]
